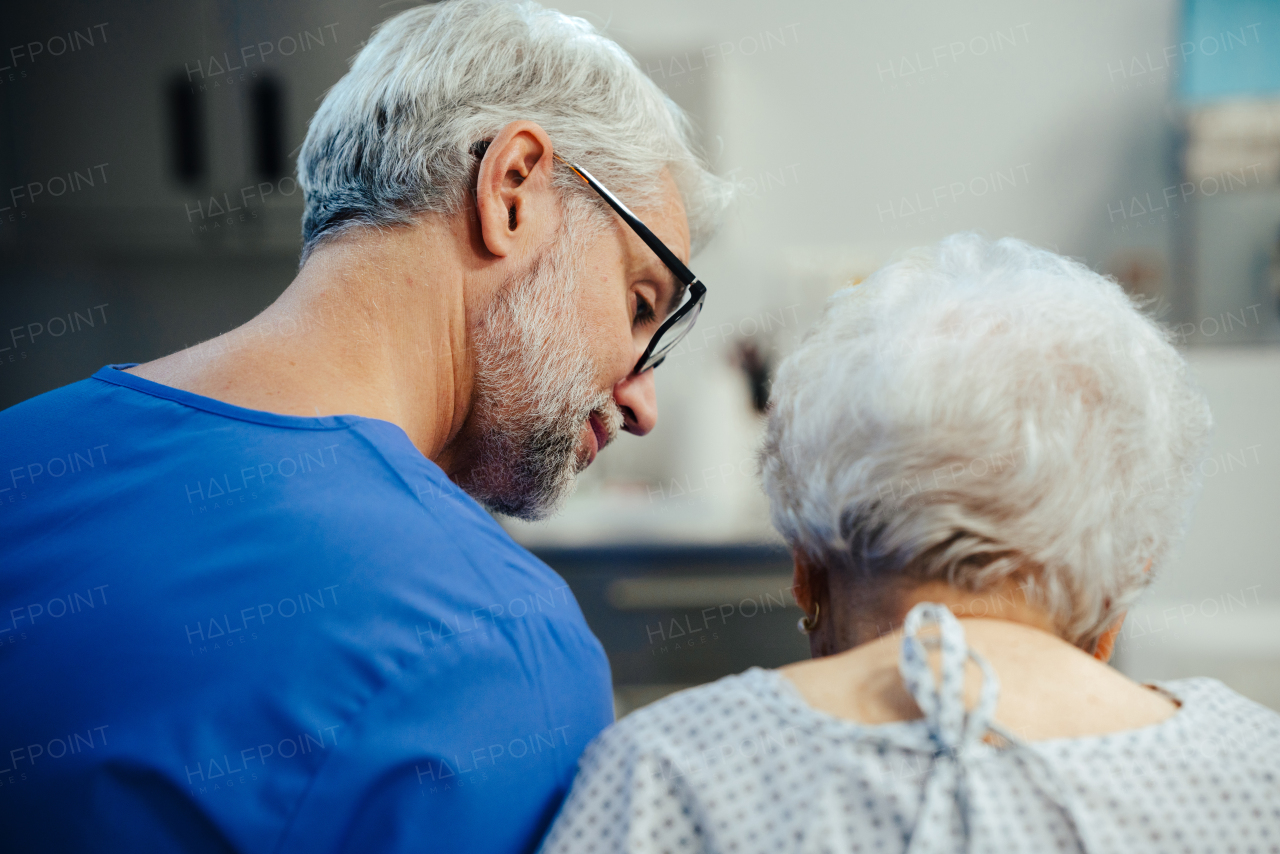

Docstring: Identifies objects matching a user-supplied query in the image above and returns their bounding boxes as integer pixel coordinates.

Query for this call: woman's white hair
[762,233,1213,650]
[297,0,728,264]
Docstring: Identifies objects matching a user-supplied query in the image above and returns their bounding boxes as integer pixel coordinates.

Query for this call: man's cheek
[590,333,632,386]
[586,303,636,377]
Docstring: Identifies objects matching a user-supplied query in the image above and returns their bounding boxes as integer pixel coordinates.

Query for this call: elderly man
[0,1,725,851]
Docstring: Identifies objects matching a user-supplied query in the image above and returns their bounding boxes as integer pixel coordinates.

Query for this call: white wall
[1117,347,1280,708]
[517,0,1191,539]
[563,0,1180,297]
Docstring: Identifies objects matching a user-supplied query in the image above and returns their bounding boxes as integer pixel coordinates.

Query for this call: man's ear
[474,120,557,259]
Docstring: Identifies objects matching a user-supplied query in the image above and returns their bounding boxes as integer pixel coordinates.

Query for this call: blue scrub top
[0,364,614,852]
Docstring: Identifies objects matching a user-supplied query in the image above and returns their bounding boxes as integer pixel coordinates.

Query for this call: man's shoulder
[0,372,102,429]
[0,372,562,624]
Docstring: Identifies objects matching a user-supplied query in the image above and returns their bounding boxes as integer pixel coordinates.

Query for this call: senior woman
[540,233,1280,853]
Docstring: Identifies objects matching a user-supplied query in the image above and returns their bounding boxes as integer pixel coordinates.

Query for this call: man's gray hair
[297,0,728,264]
[762,233,1213,650]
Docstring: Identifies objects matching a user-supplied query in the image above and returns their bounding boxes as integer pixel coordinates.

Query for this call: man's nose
[613,368,658,436]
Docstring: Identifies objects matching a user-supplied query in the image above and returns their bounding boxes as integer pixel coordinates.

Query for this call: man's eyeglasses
[471,140,706,374]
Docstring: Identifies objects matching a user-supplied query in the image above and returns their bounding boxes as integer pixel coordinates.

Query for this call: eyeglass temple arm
[555,156,698,288]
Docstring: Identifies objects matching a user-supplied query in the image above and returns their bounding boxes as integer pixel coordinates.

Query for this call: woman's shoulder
[580,667,806,774]
[1154,676,1280,741]
[600,667,794,741]
[1034,675,1280,778]
[543,669,816,853]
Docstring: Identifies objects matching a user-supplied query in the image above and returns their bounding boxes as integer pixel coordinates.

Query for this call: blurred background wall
[2,0,1277,713]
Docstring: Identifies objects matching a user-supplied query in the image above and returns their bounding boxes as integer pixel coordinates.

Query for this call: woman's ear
[1095,558,1151,662]
[473,120,556,259]
[791,551,815,614]
[1093,615,1126,662]
[794,551,841,657]
[1095,563,1157,665]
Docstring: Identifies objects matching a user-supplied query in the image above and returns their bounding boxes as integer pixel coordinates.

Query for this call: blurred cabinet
[536,544,808,715]
[0,2,386,259]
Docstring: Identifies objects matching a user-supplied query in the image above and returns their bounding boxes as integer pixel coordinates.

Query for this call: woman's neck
[835,577,1062,650]
[780,617,1178,741]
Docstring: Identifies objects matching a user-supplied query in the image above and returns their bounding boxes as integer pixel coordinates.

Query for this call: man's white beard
[461,232,623,520]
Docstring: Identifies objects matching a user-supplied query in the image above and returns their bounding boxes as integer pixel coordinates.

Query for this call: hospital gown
[541,603,1280,853]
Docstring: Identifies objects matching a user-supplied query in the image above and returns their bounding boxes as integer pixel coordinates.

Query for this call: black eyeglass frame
[471,140,706,374]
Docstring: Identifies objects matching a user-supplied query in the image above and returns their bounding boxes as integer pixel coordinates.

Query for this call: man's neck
[126,221,478,467]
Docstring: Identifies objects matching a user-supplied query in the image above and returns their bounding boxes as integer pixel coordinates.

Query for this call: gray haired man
[0,1,726,851]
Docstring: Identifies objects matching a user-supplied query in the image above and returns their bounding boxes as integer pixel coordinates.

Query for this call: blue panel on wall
[1179,0,1280,102]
